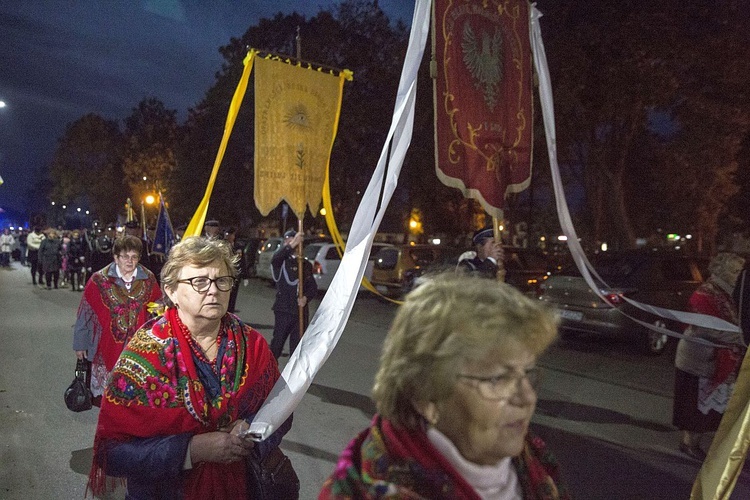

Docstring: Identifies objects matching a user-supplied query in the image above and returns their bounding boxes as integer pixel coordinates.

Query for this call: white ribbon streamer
[529,5,739,343]
[246,0,432,441]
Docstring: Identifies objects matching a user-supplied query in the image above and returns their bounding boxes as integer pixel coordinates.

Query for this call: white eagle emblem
[461,23,503,111]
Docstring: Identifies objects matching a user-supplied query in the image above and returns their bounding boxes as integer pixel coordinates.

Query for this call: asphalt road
[1,260,749,499]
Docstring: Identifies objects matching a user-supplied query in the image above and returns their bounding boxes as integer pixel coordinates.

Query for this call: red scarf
[90,307,278,499]
[82,263,162,371]
[320,416,570,499]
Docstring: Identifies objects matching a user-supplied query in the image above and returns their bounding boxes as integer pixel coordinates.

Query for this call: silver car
[304,242,395,292]
[538,250,708,355]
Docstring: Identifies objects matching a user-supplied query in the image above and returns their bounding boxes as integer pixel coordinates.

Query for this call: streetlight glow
[0,101,6,108]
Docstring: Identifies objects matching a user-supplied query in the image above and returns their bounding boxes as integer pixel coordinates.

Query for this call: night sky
[0,0,415,221]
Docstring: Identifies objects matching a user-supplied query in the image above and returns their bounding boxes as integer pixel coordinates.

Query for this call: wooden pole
[297,218,305,338]
[493,216,506,282]
[296,26,305,339]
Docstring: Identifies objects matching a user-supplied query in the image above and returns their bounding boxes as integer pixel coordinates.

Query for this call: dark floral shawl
[320,415,570,499]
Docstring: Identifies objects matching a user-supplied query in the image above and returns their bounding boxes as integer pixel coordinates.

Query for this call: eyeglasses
[117,254,140,262]
[177,275,236,293]
[457,366,542,401]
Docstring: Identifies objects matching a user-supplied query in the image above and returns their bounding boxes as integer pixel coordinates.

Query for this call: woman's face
[434,342,538,465]
[166,260,231,323]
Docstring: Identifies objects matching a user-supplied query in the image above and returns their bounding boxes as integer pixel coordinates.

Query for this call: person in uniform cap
[270,229,317,359]
[203,219,222,240]
[457,226,503,279]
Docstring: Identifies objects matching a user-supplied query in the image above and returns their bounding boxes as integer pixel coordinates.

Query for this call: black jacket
[271,244,317,314]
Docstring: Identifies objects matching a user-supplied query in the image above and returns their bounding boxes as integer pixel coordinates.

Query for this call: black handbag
[247,446,300,499]
[64,358,93,412]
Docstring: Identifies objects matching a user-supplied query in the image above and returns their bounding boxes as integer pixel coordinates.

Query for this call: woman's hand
[75,350,87,360]
[190,429,254,464]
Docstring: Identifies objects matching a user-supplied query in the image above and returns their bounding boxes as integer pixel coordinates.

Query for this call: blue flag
[151,195,175,256]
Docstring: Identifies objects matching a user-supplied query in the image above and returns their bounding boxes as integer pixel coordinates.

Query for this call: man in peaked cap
[457,226,504,279]
[269,229,317,359]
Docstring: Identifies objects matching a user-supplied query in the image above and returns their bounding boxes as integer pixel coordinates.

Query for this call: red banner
[434,0,533,219]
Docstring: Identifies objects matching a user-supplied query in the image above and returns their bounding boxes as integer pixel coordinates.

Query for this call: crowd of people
[5,215,750,497]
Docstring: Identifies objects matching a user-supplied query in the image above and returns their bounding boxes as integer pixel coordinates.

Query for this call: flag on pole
[433,0,534,219]
[125,198,136,222]
[253,56,351,220]
[151,194,175,256]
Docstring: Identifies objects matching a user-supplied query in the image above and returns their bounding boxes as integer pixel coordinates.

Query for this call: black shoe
[679,442,706,461]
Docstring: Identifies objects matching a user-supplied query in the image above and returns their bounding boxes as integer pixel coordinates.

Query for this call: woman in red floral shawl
[320,274,570,500]
[73,234,162,401]
[90,237,291,499]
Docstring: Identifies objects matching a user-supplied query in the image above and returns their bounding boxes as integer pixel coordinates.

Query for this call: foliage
[121,98,180,203]
[47,113,124,223]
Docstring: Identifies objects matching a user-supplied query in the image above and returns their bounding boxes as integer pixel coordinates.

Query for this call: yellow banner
[254,56,349,219]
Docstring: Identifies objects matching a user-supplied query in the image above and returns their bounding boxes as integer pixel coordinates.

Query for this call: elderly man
[458,226,504,279]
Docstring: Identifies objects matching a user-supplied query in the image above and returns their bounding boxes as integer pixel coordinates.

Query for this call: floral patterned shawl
[81,263,162,372]
[90,307,279,499]
[320,416,570,499]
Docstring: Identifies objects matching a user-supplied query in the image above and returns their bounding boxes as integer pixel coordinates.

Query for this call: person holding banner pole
[270,229,317,359]
[458,226,504,280]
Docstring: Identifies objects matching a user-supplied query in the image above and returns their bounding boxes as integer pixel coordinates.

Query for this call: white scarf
[427,427,522,500]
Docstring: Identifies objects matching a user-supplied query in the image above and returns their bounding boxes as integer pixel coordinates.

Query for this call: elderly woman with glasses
[73,234,162,403]
[321,273,570,499]
[89,236,292,498]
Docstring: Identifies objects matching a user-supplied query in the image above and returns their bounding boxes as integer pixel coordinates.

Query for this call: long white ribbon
[529,6,739,345]
[246,0,432,440]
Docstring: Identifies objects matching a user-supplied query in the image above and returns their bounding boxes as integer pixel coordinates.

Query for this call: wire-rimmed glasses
[457,367,542,401]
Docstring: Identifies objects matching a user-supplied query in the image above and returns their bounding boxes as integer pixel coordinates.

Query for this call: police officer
[269,229,317,359]
[458,226,504,279]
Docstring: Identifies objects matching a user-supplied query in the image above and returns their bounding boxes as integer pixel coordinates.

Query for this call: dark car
[538,250,709,354]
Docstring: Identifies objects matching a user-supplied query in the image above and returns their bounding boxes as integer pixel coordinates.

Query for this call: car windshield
[304,244,322,260]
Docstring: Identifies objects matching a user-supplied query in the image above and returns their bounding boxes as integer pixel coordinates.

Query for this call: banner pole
[493,216,506,282]
[297,218,305,338]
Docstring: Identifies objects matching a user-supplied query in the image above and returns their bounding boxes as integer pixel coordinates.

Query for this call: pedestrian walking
[673,252,746,460]
[17,228,28,266]
[269,229,317,359]
[66,229,87,291]
[320,273,570,499]
[88,236,293,498]
[26,226,45,284]
[0,228,14,268]
[39,229,62,288]
[72,235,161,402]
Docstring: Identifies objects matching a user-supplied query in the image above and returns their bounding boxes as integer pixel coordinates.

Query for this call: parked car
[370,244,454,297]
[303,242,396,292]
[538,250,709,355]
[240,237,265,278]
[254,237,283,281]
[254,235,332,282]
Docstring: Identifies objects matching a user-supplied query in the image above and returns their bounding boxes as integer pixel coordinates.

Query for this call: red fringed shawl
[90,307,279,499]
[320,416,570,499]
[82,263,162,371]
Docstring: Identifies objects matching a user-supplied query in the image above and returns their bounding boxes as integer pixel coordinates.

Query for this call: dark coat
[271,243,317,315]
[39,237,63,273]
